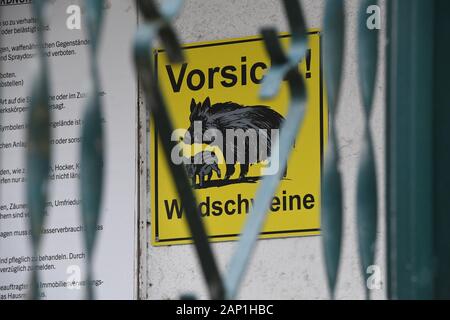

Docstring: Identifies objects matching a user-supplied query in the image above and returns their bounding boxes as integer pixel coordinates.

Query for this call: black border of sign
[153,32,324,243]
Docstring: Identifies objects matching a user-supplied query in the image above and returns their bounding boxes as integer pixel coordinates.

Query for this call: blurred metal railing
[26,0,53,299]
[10,0,450,300]
[135,0,381,300]
[24,0,107,299]
[19,0,382,300]
[386,0,450,300]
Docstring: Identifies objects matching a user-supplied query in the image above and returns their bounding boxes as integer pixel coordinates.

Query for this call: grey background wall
[143,0,386,300]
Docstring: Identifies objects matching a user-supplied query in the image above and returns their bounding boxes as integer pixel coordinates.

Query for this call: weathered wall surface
[145,0,386,300]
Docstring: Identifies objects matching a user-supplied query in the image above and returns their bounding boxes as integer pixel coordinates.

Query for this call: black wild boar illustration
[185,151,221,188]
[184,97,285,180]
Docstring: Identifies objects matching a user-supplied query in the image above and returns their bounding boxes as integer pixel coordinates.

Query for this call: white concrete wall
[145,0,386,300]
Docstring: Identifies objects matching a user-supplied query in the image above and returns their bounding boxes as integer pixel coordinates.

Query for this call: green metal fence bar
[134,0,226,300]
[80,0,106,300]
[387,0,450,300]
[16,0,450,301]
[26,0,52,300]
[321,0,345,299]
[386,0,434,299]
[135,0,310,300]
[432,0,450,299]
[224,0,309,300]
[356,0,379,300]
[0,7,2,227]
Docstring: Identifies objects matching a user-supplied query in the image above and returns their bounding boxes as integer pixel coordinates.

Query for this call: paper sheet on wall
[0,0,138,299]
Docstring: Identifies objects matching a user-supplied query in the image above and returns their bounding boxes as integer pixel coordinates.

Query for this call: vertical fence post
[80,0,106,300]
[134,0,226,300]
[356,0,379,300]
[387,0,450,299]
[321,0,345,299]
[432,0,450,300]
[26,0,52,300]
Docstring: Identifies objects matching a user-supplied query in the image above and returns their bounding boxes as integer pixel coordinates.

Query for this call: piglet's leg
[224,164,235,180]
[239,163,249,180]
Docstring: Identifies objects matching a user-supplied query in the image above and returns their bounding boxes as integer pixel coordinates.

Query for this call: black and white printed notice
[0,1,138,299]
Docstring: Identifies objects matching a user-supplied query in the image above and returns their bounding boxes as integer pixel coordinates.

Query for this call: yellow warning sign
[151,31,326,246]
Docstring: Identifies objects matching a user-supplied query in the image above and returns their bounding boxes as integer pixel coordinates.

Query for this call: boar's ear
[190,98,197,113]
[202,97,211,110]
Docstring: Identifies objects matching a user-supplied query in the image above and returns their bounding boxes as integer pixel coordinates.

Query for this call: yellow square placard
[151,31,327,246]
